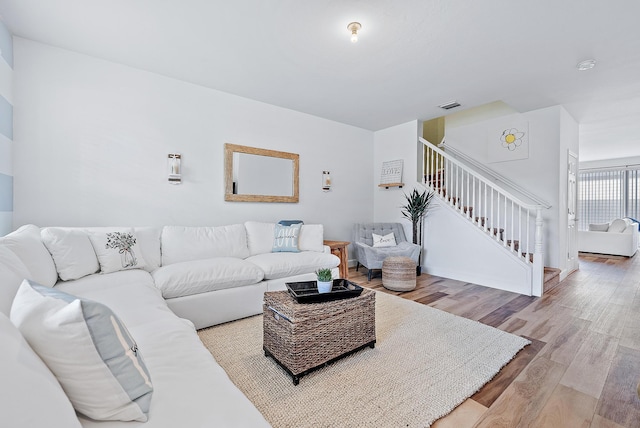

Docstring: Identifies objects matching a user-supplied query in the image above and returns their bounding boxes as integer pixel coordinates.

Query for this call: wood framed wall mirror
[224,143,299,203]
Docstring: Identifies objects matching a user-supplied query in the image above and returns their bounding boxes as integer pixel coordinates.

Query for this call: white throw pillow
[244,221,276,256]
[0,312,82,428]
[10,280,154,422]
[299,224,324,252]
[88,229,147,274]
[372,232,397,248]
[132,227,162,271]
[588,223,609,232]
[80,227,162,272]
[41,228,99,281]
[0,224,58,286]
[607,218,628,233]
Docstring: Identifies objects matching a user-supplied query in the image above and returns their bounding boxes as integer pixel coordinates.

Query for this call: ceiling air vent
[438,101,461,110]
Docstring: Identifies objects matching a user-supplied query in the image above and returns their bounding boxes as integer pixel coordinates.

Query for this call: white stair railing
[421,137,548,295]
[438,140,552,209]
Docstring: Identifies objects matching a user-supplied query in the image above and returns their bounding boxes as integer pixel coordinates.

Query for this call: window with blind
[578,167,640,230]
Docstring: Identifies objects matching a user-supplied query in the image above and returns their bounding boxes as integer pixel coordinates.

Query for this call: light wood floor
[348,253,640,428]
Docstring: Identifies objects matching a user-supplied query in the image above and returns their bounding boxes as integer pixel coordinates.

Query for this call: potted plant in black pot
[400,189,433,276]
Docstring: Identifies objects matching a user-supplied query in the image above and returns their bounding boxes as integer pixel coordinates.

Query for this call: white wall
[0,19,13,236]
[424,198,533,295]
[372,120,422,241]
[445,105,579,271]
[12,38,374,242]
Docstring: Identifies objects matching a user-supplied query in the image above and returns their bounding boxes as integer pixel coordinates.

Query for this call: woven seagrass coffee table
[263,289,376,385]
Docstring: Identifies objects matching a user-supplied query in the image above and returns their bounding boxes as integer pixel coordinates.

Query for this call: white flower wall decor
[488,121,529,163]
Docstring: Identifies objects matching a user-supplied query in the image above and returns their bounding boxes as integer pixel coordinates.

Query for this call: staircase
[420,137,553,297]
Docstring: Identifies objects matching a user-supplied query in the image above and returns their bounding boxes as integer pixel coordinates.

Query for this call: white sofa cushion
[607,218,628,233]
[11,280,154,422]
[0,312,82,428]
[56,270,167,328]
[134,227,162,271]
[299,224,324,252]
[161,225,250,265]
[0,246,31,316]
[245,221,275,256]
[0,224,58,287]
[246,251,340,280]
[152,257,264,299]
[41,228,100,281]
[89,229,147,274]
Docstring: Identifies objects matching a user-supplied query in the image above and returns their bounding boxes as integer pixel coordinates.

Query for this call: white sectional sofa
[0,222,339,427]
[578,218,639,257]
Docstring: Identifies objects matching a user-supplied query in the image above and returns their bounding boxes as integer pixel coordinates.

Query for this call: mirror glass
[224,144,299,203]
[232,153,293,196]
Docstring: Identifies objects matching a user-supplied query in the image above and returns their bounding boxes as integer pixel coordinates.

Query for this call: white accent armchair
[352,223,421,281]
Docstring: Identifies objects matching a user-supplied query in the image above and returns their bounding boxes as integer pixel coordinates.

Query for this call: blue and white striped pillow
[10,280,153,422]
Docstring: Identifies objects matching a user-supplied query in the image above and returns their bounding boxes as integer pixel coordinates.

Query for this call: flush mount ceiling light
[576,59,596,71]
[347,22,362,43]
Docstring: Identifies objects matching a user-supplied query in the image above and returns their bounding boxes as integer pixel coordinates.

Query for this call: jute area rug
[198,291,529,428]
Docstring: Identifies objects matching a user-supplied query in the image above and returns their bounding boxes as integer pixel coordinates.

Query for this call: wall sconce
[322,171,331,191]
[168,153,181,184]
[347,22,362,43]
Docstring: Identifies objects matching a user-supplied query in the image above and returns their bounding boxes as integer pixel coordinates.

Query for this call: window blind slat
[578,168,638,229]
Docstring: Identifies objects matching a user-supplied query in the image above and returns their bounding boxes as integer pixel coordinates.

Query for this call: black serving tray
[286,279,363,304]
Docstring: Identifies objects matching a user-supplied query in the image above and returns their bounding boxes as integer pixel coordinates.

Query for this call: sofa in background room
[578,218,639,257]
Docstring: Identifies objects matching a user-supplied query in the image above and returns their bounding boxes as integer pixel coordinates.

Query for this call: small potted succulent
[316,268,333,294]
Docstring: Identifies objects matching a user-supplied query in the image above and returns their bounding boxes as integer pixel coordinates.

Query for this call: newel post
[532,207,544,296]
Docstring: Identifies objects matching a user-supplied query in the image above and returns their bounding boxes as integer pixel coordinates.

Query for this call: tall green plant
[400,189,433,247]
[400,189,433,275]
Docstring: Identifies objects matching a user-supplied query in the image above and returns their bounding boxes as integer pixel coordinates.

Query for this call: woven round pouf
[382,256,417,291]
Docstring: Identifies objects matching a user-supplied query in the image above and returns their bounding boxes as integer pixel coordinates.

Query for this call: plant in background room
[315,268,333,294]
[400,189,434,276]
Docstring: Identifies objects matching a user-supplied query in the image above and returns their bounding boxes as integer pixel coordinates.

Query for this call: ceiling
[1,0,639,162]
